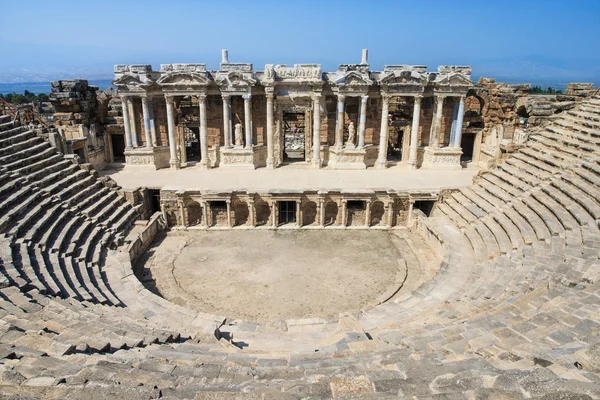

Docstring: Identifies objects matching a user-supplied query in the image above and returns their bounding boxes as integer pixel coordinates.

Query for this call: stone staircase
[1,95,600,399]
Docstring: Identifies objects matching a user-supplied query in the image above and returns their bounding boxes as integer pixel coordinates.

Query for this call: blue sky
[1,0,599,86]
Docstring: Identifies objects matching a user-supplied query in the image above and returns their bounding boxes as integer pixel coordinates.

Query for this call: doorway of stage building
[148,189,161,215]
[278,201,297,225]
[283,112,306,163]
[387,128,404,161]
[461,132,475,163]
[185,127,201,162]
[112,133,125,162]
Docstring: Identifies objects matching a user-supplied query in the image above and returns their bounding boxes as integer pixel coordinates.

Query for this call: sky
[1,0,599,87]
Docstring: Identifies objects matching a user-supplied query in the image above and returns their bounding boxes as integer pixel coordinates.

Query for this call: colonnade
[120,91,467,170]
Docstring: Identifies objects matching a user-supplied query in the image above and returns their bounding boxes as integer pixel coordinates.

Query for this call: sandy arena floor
[138,230,434,323]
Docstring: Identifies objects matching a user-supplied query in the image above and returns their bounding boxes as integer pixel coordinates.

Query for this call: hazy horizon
[1,0,599,87]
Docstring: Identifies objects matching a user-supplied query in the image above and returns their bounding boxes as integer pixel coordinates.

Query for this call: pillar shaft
[199,94,209,168]
[341,201,347,227]
[319,199,325,227]
[272,202,278,227]
[141,96,152,148]
[121,96,133,148]
[312,94,321,168]
[203,202,209,228]
[149,98,157,146]
[407,200,415,227]
[127,98,138,147]
[431,95,445,147]
[375,95,390,169]
[222,95,231,147]
[358,95,368,148]
[296,201,301,227]
[226,201,232,228]
[453,96,466,148]
[387,201,394,228]
[266,94,275,169]
[365,200,371,227]
[249,201,256,227]
[335,94,345,147]
[243,94,252,147]
[165,95,179,169]
[408,95,422,169]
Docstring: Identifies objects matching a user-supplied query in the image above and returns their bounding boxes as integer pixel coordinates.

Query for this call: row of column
[122,92,466,170]
[180,199,397,228]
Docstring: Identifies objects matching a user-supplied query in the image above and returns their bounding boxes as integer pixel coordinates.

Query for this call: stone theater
[0,47,599,399]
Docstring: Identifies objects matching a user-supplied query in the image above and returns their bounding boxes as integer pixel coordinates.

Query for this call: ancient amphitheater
[0,54,600,399]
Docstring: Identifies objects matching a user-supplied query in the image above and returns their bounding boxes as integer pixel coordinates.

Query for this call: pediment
[336,71,372,86]
[436,73,473,86]
[157,72,208,86]
[113,74,142,87]
[216,71,256,88]
[380,70,426,84]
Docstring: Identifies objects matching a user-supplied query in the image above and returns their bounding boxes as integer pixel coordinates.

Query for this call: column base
[124,146,170,169]
[170,159,181,170]
[266,157,275,170]
[407,160,418,170]
[199,159,210,170]
[374,158,387,169]
[311,158,321,169]
[328,146,366,170]
[420,146,462,170]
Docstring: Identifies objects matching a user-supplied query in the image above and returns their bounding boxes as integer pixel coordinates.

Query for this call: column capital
[458,94,466,103]
[242,94,252,101]
[221,93,230,102]
[164,94,175,102]
[361,94,369,102]
[140,95,149,104]
[413,94,423,103]
[120,94,131,101]
[337,93,346,102]
[311,93,322,101]
[435,93,447,100]
[198,94,207,104]
[381,93,392,102]
[266,93,274,101]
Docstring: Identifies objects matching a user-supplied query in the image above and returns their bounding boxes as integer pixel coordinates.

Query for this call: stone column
[453,96,466,148]
[341,200,347,227]
[319,199,325,227]
[272,201,278,227]
[248,200,255,227]
[226,200,232,228]
[243,94,253,148]
[202,202,209,228]
[358,95,368,148]
[141,96,153,148]
[222,94,231,147]
[407,200,415,227]
[127,97,138,147]
[266,93,275,169]
[198,94,209,169]
[121,96,133,149]
[375,94,390,169]
[312,94,321,168]
[431,95,445,147]
[408,95,422,169]
[335,94,345,148]
[365,200,371,227]
[386,200,394,228]
[296,201,301,227]
[165,94,180,169]
[149,98,157,146]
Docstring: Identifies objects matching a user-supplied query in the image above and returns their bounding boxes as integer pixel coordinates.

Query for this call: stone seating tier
[0,96,600,399]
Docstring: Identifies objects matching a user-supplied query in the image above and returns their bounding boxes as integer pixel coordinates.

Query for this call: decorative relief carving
[160,63,206,73]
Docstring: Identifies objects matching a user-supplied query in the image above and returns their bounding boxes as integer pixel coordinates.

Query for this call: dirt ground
[139,229,426,323]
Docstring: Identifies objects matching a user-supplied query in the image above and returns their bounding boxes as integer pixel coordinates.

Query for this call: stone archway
[187,201,202,226]
[324,201,338,226]
[302,201,317,226]
[233,201,249,226]
[370,201,385,226]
